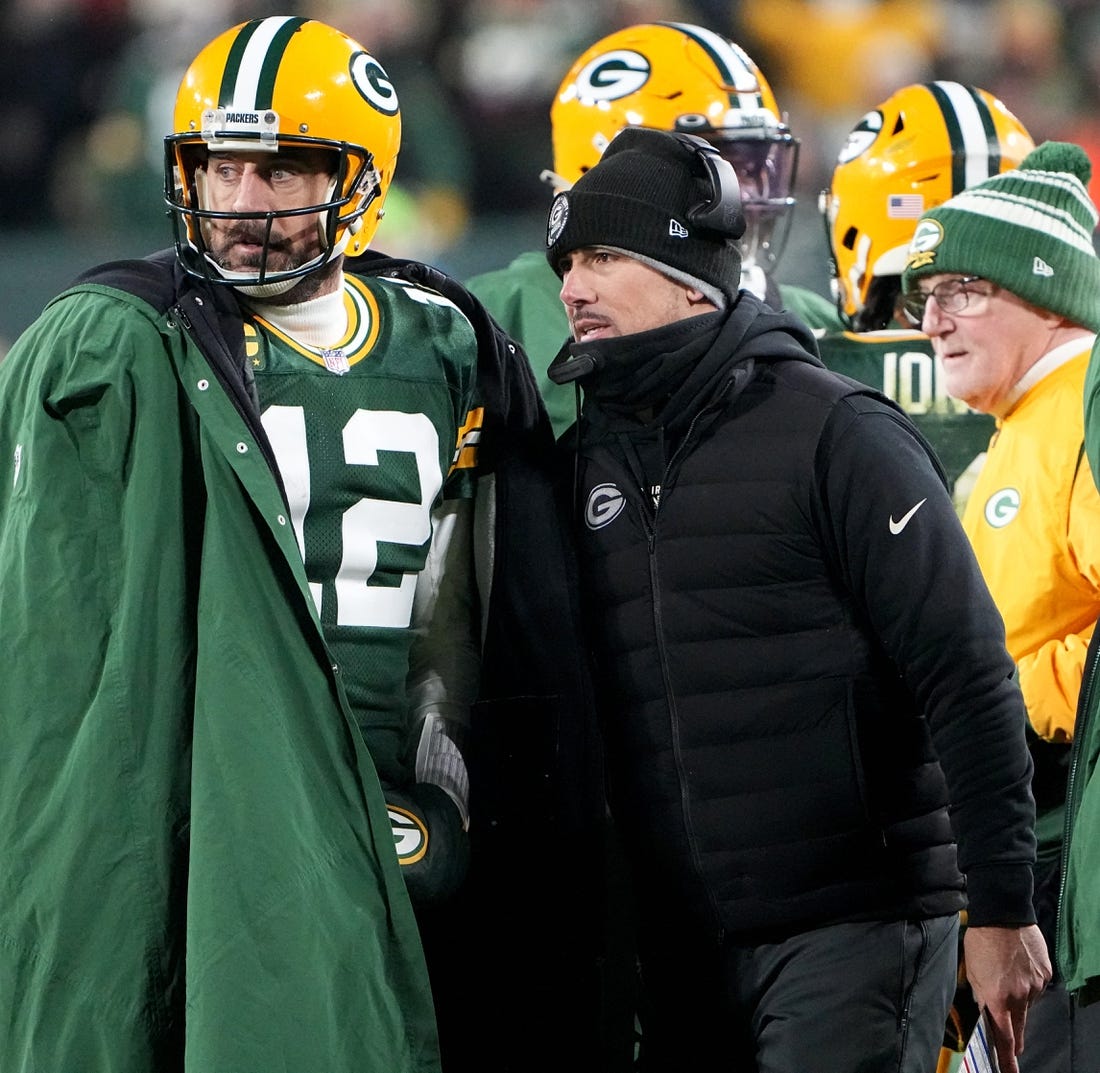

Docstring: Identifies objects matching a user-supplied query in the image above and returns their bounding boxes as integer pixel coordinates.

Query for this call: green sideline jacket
[0,262,440,1071]
[1059,337,1100,1006]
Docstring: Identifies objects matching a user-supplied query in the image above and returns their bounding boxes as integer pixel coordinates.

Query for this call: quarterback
[0,16,536,1072]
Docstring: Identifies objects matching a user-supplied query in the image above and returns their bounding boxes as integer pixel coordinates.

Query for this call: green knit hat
[902,141,1100,332]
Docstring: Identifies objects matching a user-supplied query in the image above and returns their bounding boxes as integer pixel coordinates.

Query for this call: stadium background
[3,0,1099,350]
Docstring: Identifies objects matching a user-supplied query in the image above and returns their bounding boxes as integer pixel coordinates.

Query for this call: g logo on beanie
[547,194,570,248]
[905,219,944,271]
[901,141,1100,333]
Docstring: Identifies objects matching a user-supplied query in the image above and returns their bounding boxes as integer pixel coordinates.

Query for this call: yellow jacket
[964,340,1100,742]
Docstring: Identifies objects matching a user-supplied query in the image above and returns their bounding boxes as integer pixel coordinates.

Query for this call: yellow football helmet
[822,81,1033,329]
[165,16,401,288]
[550,22,798,273]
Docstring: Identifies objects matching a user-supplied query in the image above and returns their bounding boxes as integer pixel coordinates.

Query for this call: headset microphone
[547,346,602,384]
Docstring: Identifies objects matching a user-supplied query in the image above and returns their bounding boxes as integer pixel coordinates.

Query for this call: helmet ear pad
[854,276,903,333]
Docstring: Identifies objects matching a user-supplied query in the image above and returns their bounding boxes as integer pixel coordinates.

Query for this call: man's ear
[685,287,718,310]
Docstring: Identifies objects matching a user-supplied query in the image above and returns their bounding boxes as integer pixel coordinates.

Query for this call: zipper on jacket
[650,413,728,938]
[647,540,722,938]
[588,368,752,945]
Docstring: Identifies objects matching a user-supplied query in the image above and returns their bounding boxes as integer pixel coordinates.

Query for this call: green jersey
[467,251,574,436]
[816,327,995,503]
[250,272,481,786]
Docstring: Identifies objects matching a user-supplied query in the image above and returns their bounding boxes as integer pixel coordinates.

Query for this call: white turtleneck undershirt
[244,280,348,349]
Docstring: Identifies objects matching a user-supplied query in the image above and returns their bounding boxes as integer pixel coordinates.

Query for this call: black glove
[386,782,470,908]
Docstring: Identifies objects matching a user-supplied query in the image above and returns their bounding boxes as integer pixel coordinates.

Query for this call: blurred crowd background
[3,0,1100,347]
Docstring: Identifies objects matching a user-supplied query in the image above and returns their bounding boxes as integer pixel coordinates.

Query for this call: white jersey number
[262,405,442,628]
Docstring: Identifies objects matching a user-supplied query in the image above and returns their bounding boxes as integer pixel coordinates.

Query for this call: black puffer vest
[569,293,966,941]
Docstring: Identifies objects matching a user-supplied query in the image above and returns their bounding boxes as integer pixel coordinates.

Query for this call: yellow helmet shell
[551,22,784,185]
[166,16,401,281]
[822,81,1034,323]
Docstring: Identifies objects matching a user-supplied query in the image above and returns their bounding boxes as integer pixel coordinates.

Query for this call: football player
[818,81,1034,507]
[166,14,478,901]
[0,16,523,1070]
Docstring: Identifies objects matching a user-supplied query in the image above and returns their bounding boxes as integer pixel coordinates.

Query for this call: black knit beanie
[545,127,745,303]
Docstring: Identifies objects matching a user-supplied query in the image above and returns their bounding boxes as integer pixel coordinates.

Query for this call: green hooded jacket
[0,256,441,1071]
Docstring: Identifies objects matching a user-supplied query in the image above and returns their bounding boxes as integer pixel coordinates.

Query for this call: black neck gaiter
[574,311,726,417]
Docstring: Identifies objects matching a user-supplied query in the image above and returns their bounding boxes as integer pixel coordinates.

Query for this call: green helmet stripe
[218,20,263,105]
[217,16,308,110]
[662,21,762,110]
[254,17,308,108]
[926,81,1000,194]
[969,86,1001,174]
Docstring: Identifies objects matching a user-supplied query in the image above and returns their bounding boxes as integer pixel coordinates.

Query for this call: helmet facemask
[707,129,798,275]
[166,133,380,296]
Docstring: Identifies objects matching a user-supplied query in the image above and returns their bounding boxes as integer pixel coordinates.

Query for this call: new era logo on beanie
[902,140,1100,332]
[545,127,745,303]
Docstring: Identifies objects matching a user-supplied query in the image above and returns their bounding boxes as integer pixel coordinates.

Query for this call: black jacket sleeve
[816,391,1036,926]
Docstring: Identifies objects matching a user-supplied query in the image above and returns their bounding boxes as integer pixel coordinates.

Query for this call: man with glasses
[903,140,1100,1073]
[818,81,1034,513]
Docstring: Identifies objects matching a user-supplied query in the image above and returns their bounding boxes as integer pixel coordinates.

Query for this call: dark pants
[1018,855,1100,1073]
[1019,981,1100,1073]
[636,914,959,1073]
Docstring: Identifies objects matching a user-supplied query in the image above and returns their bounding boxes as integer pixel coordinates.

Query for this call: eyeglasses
[901,275,993,326]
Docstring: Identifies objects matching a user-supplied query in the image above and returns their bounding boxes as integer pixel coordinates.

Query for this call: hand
[386,782,470,908]
[962,924,1051,1073]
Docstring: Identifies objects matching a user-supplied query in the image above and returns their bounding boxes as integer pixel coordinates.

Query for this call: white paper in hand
[962,1009,1001,1073]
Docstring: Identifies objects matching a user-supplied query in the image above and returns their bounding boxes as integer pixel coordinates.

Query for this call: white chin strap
[212,218,359,298]
[219,263,308,299]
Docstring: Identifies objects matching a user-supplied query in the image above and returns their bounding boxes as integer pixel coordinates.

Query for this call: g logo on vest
[586,483,626,529]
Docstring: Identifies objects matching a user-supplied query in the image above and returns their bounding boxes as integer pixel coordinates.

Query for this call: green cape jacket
[0,253,441,1071]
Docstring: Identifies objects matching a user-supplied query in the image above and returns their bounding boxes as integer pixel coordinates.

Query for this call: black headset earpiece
[673,133,746,240]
